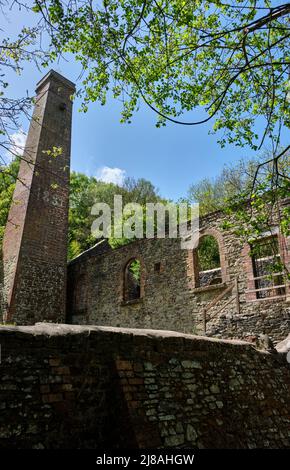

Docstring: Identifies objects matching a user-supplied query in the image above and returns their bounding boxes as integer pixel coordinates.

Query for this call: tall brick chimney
[2,70,75,324]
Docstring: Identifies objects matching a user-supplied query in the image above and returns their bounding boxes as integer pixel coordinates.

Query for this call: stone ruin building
[67,208,290,343]
[0,71,289,343]
[0,70,290,449]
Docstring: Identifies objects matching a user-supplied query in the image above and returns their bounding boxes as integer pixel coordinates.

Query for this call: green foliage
[185,151,289,276]
[225,153,289,233]
[185,157,259,215]
[0,152,288,277]
[223,151,290,276]
[0,158,20,247]
[0,2,48,162]
[35,0,290,149]
[67,239,82,261]
[69,171,163,259]
[198,235,220,271]
[128,258,141,282]
[185,152,289,221]
[0,162,165,261]
[250,236,287,280]
[69,171,105,258]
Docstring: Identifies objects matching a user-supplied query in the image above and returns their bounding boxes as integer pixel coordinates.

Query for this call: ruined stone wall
[67,211,290,343]
[0,323,290,449]
[67,237,199,333]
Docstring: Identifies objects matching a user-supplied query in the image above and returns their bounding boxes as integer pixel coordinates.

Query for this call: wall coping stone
[1,322,287,356]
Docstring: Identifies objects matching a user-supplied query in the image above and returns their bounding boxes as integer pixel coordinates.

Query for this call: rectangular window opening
[251,236,286,299]
[154,262,161,273]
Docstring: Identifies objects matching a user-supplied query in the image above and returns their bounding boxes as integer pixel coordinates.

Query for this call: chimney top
[36,69,76,93]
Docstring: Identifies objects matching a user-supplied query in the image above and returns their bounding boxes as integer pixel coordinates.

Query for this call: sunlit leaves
[35,0,289,149]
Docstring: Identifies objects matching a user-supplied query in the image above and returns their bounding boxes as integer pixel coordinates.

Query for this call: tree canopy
[0,163,164,259]
[184,152,289,251]
[0,154,288,278]
[0,1,289,266]
[0,0,47,165]
[185,158,258,215]
[32,0,290,153]
[69,171,163,258]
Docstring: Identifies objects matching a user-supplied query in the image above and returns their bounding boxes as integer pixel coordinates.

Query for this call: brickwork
[68,210,290,343]
[1,71,75,324]
[0,323,290,449]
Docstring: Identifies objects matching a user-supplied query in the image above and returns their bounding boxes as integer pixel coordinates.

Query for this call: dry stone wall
[0,323,290,449]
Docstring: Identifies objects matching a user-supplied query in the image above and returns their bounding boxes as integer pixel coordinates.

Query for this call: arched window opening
[124,259,141,301]
[251,235,285,299]
[196,235,222,287]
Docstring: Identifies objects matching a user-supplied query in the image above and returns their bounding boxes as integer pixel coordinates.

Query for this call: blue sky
[2,3,286,201]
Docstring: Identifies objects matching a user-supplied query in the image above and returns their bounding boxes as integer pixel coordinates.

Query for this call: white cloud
[4,130,27,162]
[96,166,126,186]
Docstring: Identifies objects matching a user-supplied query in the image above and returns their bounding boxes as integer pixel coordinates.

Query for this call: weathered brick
[42,393,63,404]
[115,360,133,371]
[53,367,70,376]
[128,378,144,385]
[1,70,75,325]
[49,358,61,367]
